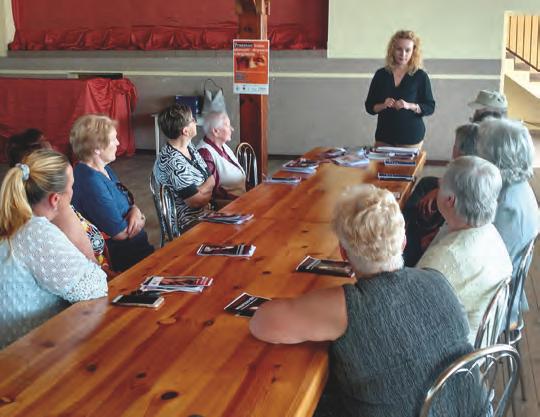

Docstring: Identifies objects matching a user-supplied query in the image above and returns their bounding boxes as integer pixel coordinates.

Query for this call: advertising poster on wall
[233,39,269,95]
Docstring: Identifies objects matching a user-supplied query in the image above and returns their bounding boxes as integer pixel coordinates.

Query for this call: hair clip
[15,163,30,181]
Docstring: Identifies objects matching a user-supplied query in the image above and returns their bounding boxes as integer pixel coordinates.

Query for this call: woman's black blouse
[365,68,435,145]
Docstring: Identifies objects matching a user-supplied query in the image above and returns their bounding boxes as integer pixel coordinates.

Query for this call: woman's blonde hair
[332,185,405,275]
[70,114,117,161]
[385,30,423,74]
[0,149,69,239]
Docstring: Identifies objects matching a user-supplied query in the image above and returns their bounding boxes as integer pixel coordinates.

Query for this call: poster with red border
[233,39,269,95]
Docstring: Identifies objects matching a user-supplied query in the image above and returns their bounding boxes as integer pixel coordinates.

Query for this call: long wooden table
[0,148,425,417]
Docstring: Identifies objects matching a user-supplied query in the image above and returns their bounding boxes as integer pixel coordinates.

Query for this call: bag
[201,78,227,116]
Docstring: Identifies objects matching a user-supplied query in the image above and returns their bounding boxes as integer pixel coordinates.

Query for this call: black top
[365,68,435,145]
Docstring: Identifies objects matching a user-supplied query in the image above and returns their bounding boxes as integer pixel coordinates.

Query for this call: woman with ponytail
[0,149,108,349]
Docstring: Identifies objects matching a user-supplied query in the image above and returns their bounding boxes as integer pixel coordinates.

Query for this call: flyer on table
[233,39,269,95]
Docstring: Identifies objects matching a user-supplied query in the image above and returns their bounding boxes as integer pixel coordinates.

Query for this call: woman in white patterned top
[153,104,215,232]
[0,149,108,349]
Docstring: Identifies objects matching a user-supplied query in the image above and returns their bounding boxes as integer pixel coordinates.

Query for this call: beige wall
[0,0,15,57]
[328,0,540,59]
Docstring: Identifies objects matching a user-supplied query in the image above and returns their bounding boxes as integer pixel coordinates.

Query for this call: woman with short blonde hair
[0,149,107,349]
[366,29,435,148]
[70,114,154,271]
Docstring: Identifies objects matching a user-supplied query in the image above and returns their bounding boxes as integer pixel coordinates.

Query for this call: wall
[1,2,538,161]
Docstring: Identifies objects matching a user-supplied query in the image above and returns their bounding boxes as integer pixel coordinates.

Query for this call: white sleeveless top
[197,141,246,197]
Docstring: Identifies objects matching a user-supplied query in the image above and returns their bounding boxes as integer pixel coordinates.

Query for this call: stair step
[514,61,531,71]
[531,72,540,82]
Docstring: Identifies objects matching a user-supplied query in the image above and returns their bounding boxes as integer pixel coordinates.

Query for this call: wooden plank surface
[0,149,426,417]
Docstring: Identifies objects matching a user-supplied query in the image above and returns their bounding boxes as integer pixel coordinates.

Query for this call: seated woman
[417,156,512,344]
[403,123,478,266]
[250,185,472,417]
[197,111,246,206]
[70,115,154,272]
[0,149,108,349]
[6,129,111,273]
[475,118,538,320]
[153,104,215,232]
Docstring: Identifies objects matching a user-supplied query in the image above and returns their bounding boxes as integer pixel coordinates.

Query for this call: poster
[233,39,269,95]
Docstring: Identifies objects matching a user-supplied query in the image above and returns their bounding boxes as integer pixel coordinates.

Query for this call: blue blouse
[72,163,131,237]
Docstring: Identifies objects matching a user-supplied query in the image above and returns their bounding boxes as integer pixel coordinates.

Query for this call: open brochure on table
[296,255,355,277]
[197,243,256,257]
[224,292,271,317]
[140,275,214,293]
[282,158,319,174]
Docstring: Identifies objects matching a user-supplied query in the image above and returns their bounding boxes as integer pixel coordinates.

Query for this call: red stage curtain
[9,0,327,50]
[0,78,137,161]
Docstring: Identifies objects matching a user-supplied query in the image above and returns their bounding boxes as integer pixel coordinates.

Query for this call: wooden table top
[0,148,426,417]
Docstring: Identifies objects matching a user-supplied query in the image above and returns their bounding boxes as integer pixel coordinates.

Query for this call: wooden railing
[506,15,540,72]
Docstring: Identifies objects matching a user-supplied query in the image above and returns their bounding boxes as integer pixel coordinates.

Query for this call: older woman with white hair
[250,185,472,417]
[197,111,246,206]
[417,156,512,344]
[475,118,538,320]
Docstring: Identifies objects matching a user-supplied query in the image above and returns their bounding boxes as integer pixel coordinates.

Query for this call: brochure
[198,212,254,225]
[224,292,271,317]
[332,153,369,167]
[377,172,415,182]
[376,146,419,156]
[140,275,213,293]
[197,243,256,257]
[320,147,347,158]
[264,176,302,184]
[282,158,319,174]
[296,255,354,277]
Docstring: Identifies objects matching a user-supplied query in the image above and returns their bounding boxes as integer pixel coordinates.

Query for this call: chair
[236,142,258,189]
[505,237,536,410]
[149,172,180,247]
[419,344,520,417]
[474,278,511,349]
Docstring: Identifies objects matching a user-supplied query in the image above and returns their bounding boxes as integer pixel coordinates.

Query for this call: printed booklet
[332,153,369,167]
[197,243,256,257]
[264,176,302,184]
[296,255,354,277]
[224,292,271,317]
[282,158,319,174]
[140,275,214,293]
[199,212,254,225]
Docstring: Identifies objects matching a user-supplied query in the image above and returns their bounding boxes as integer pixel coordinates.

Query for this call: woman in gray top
[250,185,473,417]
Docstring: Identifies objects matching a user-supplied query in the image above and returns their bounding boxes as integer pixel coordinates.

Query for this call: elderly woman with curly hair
[475,118,538,320]
[365,30,435,148]
[250,185,472,417]
[70,115,154,272]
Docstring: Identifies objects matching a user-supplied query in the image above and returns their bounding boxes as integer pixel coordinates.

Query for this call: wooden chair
[236,142,258,189]
[474,278,511,349]
[149,172,179,247]
[419,344,520,417]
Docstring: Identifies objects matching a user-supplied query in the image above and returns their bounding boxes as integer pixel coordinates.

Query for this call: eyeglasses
[116,182,134,206]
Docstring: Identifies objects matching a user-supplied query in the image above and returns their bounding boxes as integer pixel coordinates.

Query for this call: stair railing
[506,14,540,72]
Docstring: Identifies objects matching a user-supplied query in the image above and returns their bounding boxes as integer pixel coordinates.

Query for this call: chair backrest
[506,237,536,332]
[236,142,258,189]
[474,278,511,349]
[419,344,520,417]
[149,172,180,247]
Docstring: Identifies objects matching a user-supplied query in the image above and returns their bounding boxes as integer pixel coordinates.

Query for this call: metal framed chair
[474,278,511,349]
[149,172,180,247]
[419,344,520,417]
[505,237,536,411]
[236,142,258,189]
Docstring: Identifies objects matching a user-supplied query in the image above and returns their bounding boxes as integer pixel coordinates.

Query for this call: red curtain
[0,78,137,161]
[9,0,327,51]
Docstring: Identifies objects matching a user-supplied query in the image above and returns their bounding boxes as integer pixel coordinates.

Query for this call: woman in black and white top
[153,104,215,232]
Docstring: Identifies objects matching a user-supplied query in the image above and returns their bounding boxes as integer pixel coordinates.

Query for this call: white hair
[202,111,227,137]
[440,156,502,227]
[475,118,534,185]
[332,185,405,275]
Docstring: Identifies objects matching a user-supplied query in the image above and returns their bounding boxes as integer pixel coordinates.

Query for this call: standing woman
[365,30,435,148]
[0,149,108,349]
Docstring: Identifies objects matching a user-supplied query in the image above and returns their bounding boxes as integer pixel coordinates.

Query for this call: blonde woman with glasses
[0,149,107,349]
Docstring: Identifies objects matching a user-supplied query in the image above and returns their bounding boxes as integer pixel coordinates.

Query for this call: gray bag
[202,78,226,116]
